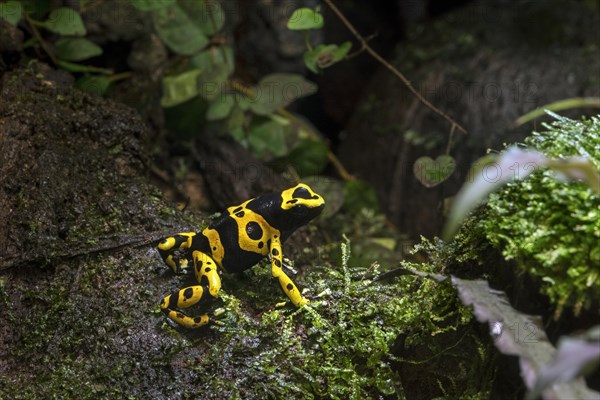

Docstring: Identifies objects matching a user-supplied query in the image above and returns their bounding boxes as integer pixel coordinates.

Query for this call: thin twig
[323,0,467,135]
[23,12,58,65]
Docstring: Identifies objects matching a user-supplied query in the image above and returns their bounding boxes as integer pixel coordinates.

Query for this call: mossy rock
[0,64,494,399]
[473,115,599,316]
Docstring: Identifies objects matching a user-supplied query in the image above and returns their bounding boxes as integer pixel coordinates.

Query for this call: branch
[323,0,467,135]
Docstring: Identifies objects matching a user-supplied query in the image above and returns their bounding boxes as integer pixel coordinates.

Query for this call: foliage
[0,1,117,87]
[1,0,332,177]
[462,115,600,315]
[288,5,352,74]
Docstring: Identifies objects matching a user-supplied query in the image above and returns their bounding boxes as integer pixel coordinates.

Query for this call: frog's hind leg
[160,250,224,328]
[157,232,196,274]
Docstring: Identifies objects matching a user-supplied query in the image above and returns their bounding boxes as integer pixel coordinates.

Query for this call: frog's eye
[292,186,310,199]
[292,186,319,200]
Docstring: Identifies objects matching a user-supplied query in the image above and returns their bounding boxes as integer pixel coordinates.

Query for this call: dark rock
[338,0,600,238]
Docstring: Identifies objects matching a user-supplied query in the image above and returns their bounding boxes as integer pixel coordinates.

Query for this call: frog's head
[280,183,325,227]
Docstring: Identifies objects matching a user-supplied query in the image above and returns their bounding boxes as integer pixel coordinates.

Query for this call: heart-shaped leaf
[413,155,456,188]
[287,7,323,30]
[304,42,352,73]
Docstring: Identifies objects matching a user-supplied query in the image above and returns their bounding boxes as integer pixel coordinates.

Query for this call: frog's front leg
[160,250,223,328]
[269,235,309,307]
[157,232,197,274]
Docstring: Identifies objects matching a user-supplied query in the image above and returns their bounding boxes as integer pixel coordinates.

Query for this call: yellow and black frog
[157,183,325,328]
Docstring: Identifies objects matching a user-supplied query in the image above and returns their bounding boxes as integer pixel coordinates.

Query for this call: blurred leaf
[444,146,600,240]
[284,139,328,176]
[527,327,600,399]
[287,7,323,30]
[131,0,175,11]
[248,119,288,158]
[164,95,208,138]
[413,155,456,188]
[55,38,102,61]
[179,0,224,36]
[0,1,22,25]
[370,238,396,251]
[44,7,86,36]
[152,2,208,55]
[451,277,599,400]
[224,105,245,131]
[161,68,202,107]
[514,98,600,127]
[206,94,235,121]
[197,62,230,101]
[304,42,352,73]
[546,157,600,193]
[343,180,379,213]
[55,60,111,74]
[443,148,547,240]
[75,75,111,96]
[248,73,317,116]
[191,46,235,74]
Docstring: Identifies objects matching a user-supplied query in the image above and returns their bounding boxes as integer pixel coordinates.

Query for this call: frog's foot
[160,285,222,329]
[157,232,196,274]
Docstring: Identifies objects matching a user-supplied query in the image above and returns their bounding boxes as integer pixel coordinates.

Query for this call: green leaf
[197,62,230,101]
[413,155,456,188]
[206,94,235,121]
[0,1,23,25]
[161,68,202,107]
[248,119,288,158]
[131,0,175,11]
[191,46,235,74]
[178,0,224,36]
[75,75,111,96]
[248,73,317,115]
[343,180,379,213]
[285,139,328,176]
[54,38,102,61]
[287,7,323,30]
[152,3,209,55]
[44,7,86,36]
[514,97,600,127]
[55,60,112,74]
[304,42,352,73]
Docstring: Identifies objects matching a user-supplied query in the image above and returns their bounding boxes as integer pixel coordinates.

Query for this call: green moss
[479,116,600,314]
[171,237,489,399]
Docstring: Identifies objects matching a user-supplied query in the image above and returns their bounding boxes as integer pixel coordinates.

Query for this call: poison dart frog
[157,183,325,328]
